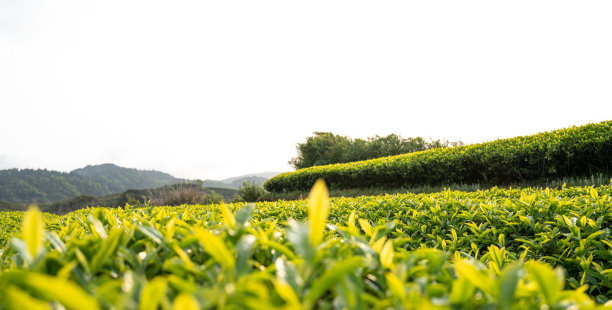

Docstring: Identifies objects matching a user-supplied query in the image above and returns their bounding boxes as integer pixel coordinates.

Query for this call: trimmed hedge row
[265,121,612,193]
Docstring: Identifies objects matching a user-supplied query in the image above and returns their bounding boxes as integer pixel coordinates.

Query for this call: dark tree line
[289,132,463,169]
[0,164,185,204]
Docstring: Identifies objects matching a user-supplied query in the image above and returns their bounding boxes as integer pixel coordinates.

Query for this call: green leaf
[235,235,256,277]
[308,179,330,246]
[139,277,167,310]
[172,244,195,272]
[10,238,33,263]
[137,224,164,245]
[1,271,100,310]
[172,293,200,310]
[274,278,302,308]
[347,210,360,236]
[194,227,235,270]
[3,286,51,310]
[45,231,66,254]
[385,272,405,300]
[220,204,236,230]
[90,228,125,273]
[266,240,297,260]
[453,260,494,295]
[358,219,373,236]
[87,215,108,239]
[525,261,560,306]
[449,278,475,305]
[380,240,394,269]
[498,264,521,310]
[287,220,315,263]
[22,206,44,259]
[235,204,254,229]
[275,258,301,295]
[305,257,362,304]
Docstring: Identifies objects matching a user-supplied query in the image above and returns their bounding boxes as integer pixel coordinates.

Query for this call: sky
[1,1,611,180]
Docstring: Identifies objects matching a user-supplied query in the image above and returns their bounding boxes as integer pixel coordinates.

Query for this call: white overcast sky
[1,1,611,180]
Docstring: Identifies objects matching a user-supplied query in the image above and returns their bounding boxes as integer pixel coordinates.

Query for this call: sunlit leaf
[139,277,167,310]
[525,261,560,306]
[23,206,44,259]
[171,293,199,310]
[2,271,100,310]
[3,286,50,310]
[380,240,394,269]
[220,204,236,230]
[194,227,235,270]
[274,278,301,308]
[308,179,329,246]
[454,260,494,295]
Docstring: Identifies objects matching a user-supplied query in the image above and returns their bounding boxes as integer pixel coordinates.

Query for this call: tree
[289,132,352,169]
[289,132,462,169]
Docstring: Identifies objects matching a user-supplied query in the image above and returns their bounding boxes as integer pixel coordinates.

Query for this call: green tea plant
[1,182,611,308]
[265,120,612,193]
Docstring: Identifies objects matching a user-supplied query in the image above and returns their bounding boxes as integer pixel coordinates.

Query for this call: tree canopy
[289,132,462,169]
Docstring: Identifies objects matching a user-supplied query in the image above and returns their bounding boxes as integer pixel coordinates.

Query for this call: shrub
[266,120,612,193]
[154,184,204,206]
[236,181,266,202]
[202,190,223,204]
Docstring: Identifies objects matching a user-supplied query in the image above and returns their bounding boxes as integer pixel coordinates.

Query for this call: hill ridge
[0,164,186,204]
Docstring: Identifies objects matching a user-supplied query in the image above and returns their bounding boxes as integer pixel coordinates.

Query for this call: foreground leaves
[0,183,611,308]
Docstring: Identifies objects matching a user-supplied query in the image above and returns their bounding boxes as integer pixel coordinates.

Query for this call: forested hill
[72,164,186,193]
[0,164,186,204]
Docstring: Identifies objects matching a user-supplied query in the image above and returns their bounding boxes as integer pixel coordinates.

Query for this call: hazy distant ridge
[0,164,185,204]
[202,172,283,189]
[72,163,186,193]
[0,164,283,204]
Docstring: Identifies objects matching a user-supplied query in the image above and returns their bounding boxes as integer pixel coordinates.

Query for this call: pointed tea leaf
[23,206,44,259]
[308,179,329,246]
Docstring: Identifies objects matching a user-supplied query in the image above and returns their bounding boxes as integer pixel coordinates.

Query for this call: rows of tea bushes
[264,120,612,193]
[1,183,612,308]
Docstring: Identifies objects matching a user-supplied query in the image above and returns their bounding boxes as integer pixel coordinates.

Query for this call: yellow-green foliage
[265,120,612,193]
[1,184,612,308]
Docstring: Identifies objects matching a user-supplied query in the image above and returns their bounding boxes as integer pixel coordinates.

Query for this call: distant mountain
[0,165,282,205]
[0,168,105,203]
[201,179,231,188]
[72,163,187,193]
[42,183,238,214]
[1,183,239,214]
[202,172,284,189]
[226,176,269,188]
[221,172,282,183]
[0,164,187,204]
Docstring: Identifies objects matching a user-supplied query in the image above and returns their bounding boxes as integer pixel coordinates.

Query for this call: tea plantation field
[265,121,612,193]
[1,181,612,309]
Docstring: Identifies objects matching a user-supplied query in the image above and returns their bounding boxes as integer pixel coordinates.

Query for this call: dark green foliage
[236,181,267,202]
[289,132,462,169]
[0,169,105,203]
[262,173,612,201]
[0,164,186,204]
[266,121,612,193]
[202,190,224,205]
[72,163,184,194]
[17,184,237,215]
